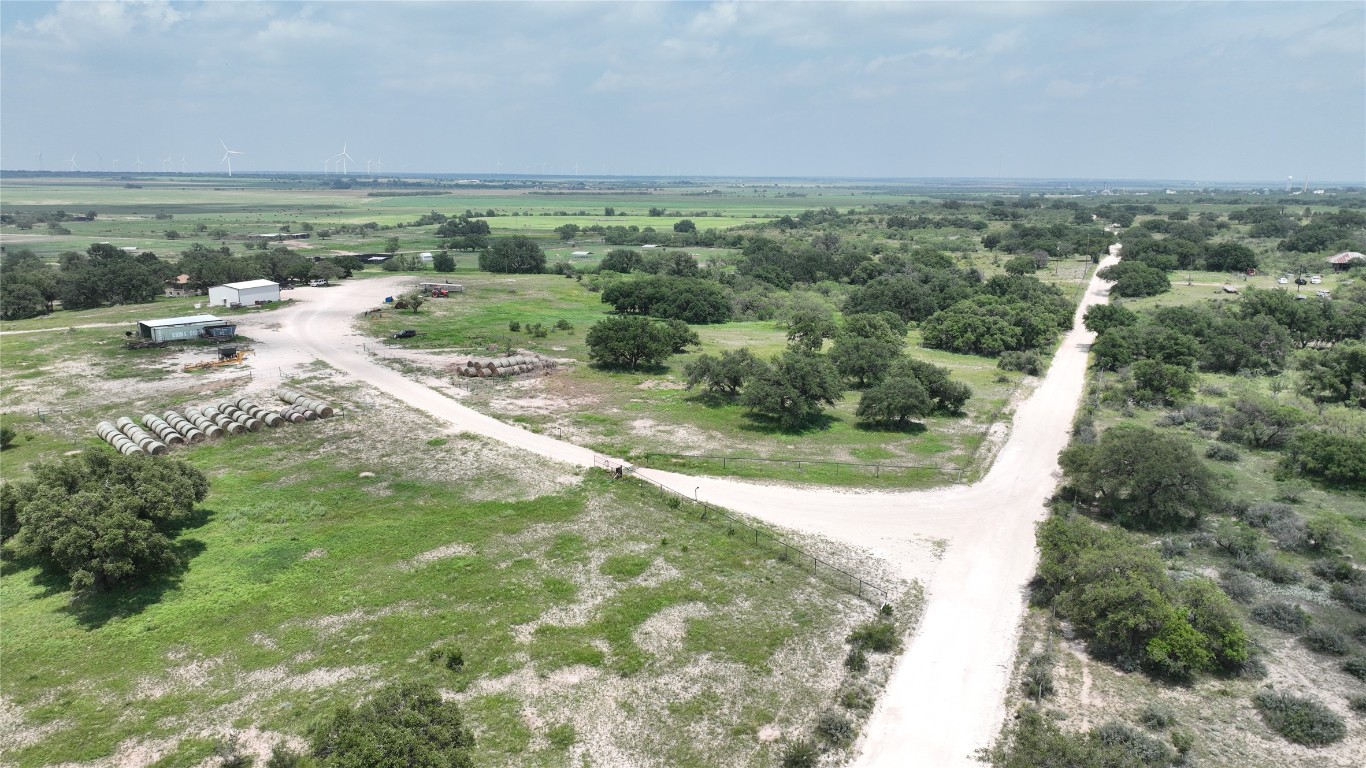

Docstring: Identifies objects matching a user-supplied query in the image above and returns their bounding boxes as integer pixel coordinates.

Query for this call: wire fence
[594,455,891,608]
[636,452,961,483]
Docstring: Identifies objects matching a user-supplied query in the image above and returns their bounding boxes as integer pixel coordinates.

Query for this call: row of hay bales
[93,391,336,456]
[455,354,546,378]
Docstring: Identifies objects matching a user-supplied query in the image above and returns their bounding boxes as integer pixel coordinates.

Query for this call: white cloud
[1044,78,1093,100]
[16,0,181,44]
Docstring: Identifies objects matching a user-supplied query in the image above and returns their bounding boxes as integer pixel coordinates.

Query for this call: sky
[1,1,1362,182]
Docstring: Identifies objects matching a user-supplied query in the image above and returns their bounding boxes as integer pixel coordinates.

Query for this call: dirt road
[244,249,1120,766]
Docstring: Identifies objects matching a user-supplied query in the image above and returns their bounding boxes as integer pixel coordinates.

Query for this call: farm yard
[2,174,1364,768]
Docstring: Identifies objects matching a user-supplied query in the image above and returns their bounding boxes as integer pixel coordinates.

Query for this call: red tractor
[431,288,450,298]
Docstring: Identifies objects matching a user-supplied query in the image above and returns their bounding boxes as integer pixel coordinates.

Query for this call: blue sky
[1,1,1361,182]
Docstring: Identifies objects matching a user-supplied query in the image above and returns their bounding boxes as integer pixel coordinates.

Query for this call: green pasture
[0,407,880,767]
[365,273,1020,487]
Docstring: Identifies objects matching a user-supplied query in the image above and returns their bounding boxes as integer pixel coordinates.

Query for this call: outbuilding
[1328,251,1365,272]
[136,314,236,343]
[208,279,280,308]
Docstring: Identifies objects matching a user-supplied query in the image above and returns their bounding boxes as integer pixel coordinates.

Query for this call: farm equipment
[431,288,450,298]
[183,346,251,371]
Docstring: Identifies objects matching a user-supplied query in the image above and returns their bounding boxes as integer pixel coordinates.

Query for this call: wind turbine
[37,150,44,171]
[332,142,353,175]
[135,155,145,172]
[181,155,187,173]
[96,151,104,171]
[162,154,174,172]
[111,158,119,170]
[374,156,383,176]
[219,139,244,176]
[322,157,331,174]
[366,158,372,175]
[67,154,79,171]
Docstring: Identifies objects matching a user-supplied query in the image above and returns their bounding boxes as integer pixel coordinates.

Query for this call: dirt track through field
[245,250,1119,766]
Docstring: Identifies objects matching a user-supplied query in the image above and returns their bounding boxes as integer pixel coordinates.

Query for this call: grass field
[0,176,924,263]
[360,272,1021,487]
[1,369,911,766]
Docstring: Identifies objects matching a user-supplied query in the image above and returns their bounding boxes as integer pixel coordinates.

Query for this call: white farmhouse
[208,279,281,308]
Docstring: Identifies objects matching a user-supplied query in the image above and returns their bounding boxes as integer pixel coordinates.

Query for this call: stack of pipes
[95,421,145,455]
[234,397,283,427]
[200,405,244,435]
[183,407,226,439]
[163,411,207,443]
[115,416,168,455]
[139,414,186,447]
[277,389,335,417]
[216,402,263,432]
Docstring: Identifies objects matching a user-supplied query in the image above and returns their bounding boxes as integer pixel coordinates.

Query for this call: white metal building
[136,315,232,343]
[208,279,280,308]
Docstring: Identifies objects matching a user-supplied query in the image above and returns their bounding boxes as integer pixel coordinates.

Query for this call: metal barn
[208,279,281,308]
[136,315,234,343]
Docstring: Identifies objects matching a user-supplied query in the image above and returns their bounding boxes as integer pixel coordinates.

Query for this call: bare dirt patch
[397,542,475,570]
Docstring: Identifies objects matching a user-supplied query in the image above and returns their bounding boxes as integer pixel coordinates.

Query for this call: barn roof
[219,279,279,290]
[1328,251,1365,264]
[138,314,223,328]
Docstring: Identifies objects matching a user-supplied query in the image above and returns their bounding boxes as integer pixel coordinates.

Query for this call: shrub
[1251,601,1311,633]
[309,681,474,766]
[1022,653,1055,699]
[508,320,521,332]
[1343,656,1366,681]
[1169,728,1195,757]
[1266,515,1311,552]
[847,620,901,653]
[0,424,14,450]
[1302,628,1349,656]
[844,646,868,672]
[1252,690,1346,746]
[1205,443,1241,462]
[1332,583,1366,613]
[838,681,875,711]
[266,743,306,768]
[526,322,548,338]
[1348,695,1366,714]
[998,350,1044,376]
[215,737,254,768]
[1237,655,1269,680]
[780,740,819,768]
[1092,721,1174,765]
[1239,550,1301,584]
[553,319,573,331]
[1139,702,1177,730]
[815,708,855,746]
[428,644,465,671]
